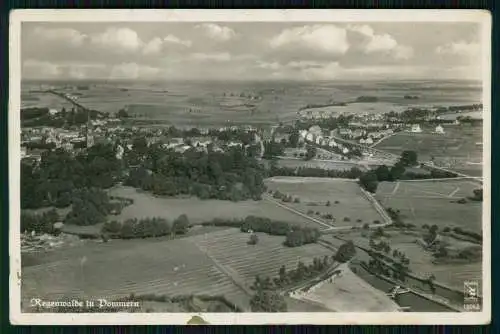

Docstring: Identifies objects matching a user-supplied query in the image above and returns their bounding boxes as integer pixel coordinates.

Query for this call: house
[435,125,445,134]
[365,137,374,145]
[315,136,324,145]
[21,147,27,158]
[359,138,366,144]
[308,125,322,137]
[48,108,59,116]
[62,142,74,152]
[115,145,124,160]
[352,129,365,139]
[411,124,422,133]
[328,139,337,147]
[306,133,315,142]
[338,128,352,138]
[273,133,289,144]
[299,130,308,139]
[342,147,350,154]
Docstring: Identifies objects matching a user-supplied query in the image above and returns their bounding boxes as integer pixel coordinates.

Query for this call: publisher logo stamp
[463,280,481,311]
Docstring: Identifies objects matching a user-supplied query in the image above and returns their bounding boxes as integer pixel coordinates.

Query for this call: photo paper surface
[9,9,491,325]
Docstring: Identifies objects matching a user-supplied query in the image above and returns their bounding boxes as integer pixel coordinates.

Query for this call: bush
[334,241,356,263]
[293,197,300,203]
[335,200,340,204]
[363,223,370,229]
[307,210,314,215]
[356,219,362,223]
[343,217,351,222]
[373,220,381,225]
[326,201,331,207]
[443,226,451,233]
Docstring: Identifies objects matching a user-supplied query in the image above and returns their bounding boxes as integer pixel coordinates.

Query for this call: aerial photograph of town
[16,18,486,317]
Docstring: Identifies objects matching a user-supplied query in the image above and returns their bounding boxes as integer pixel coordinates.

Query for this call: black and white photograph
[9,9,491,325]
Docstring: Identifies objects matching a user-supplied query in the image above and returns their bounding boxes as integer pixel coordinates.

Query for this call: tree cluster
[102,214,189,239]
[64,188,111,226]
[21,208,59,234]
[334,240,356,263]
[125,145,266,202]
[21,144,122,209]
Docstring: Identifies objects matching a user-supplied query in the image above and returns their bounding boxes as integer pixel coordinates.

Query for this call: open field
[373,124,483,176]
[264,177,386,228]
[188,228,334,286]
[108,186,313,227]
[21,235,251,311]
[375,180,482,233]
[22,79,482,127]
[291,264,400,312]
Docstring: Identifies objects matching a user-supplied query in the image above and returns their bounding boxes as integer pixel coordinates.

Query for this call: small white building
[306,133,314,142]
[365,137,374,145]
[411,124,422,133]
[342,147,350,154]
[48,108,59,116]
[308,125,322,137]
[435,125,445,134]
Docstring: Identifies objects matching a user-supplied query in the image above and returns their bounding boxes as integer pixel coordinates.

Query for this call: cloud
[270,25,349,55]
[23,59,62,78]
[195,23,236,42]
[90,27,143,52]
[348,24,414,60]
[142,35,192,55]
[32,27,87,47]
[189,52,232,62]
[109,62,161,79]
[435,41,480,58]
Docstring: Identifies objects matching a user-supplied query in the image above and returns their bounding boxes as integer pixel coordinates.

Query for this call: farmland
[22,79,482,127]
[375,180,483,233]
[373,124,483,177]
[330,229,481,292]
[188,228,335,286]
[264,177,386,228]
[107,185,313,227]
[21,235,251,312]
[21,227,336,312]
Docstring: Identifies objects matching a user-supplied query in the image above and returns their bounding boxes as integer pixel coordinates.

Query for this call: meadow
[264,177,385,228]
[373,124,483,177]
[107,185,313,227]
[375,180,483,233]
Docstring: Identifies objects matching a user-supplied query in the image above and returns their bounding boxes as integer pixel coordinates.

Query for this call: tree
[288,131,300,147]
[117,109,129,118]
[248,233,259,245]
[359,171,378,193]
[400,150,418,167]
[173,214,190,235]
[304,146,317,161]
[374,165,391,182]
[334,240,356,263]
[250,289,287,312]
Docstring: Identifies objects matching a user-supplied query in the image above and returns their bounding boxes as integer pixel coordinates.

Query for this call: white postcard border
[9,9,492,325]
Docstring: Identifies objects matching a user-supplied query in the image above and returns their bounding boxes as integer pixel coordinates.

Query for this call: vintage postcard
[9,9,491,325]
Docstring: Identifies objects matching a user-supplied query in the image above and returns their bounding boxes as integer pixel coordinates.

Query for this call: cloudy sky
[21,22,482,81]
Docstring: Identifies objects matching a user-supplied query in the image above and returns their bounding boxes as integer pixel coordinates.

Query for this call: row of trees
[268,164,364,179]
[101,214,189,239]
